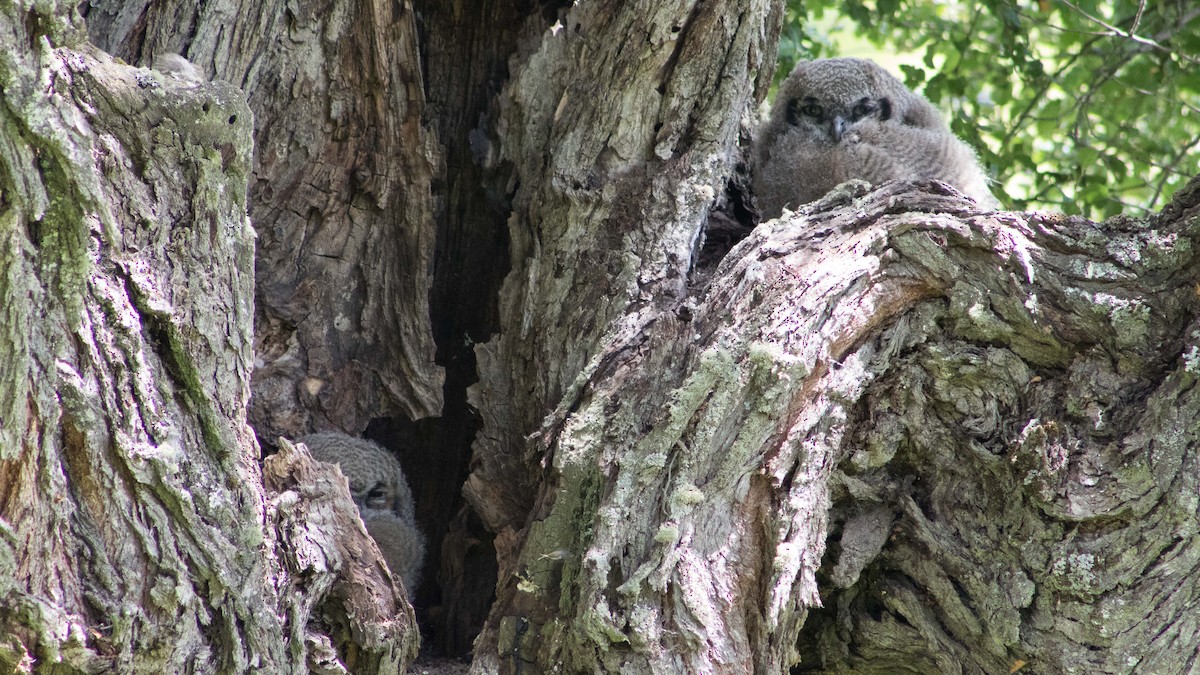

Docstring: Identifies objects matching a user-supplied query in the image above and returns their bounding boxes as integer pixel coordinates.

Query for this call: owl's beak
[831,116,847,141]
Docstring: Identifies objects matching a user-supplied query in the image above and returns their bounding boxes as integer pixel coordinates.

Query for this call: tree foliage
[778,0,1200,219]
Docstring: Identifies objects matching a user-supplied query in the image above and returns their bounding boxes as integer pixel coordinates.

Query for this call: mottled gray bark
[465,0,786,669]
[795,180,1200,675]
[0,1,415,671]
[473,177,1200,673]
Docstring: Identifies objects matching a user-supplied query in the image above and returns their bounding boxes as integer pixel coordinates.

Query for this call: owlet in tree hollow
[300,432,426,592]
[753,57,999,218]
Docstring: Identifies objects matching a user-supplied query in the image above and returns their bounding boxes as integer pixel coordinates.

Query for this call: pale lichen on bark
[465,0,782,547]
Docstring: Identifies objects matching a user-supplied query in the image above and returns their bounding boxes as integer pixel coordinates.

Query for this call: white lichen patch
[1051,552,1098,593]
[1182,345,1200,374]
[1092,292,1149,348]
[668,483,705,516]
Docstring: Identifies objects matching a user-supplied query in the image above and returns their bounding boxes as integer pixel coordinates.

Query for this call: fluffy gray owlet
[300,432,426,592]
[753,57,999,218]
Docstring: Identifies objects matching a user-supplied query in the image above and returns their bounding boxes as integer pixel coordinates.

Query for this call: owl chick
[753,57,999,218]
[300,432,426,592]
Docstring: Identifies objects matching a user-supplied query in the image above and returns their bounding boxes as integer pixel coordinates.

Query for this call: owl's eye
[365,483,391,509]
[801,103,824,117]
[786,100,824,126]
[851,99,877,119]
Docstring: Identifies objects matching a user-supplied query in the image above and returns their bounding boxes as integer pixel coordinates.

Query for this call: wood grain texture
[0,6,275,668]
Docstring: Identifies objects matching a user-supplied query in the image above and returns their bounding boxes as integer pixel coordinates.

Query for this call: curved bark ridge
[804,180,1200,673]
[476,178,1200,673]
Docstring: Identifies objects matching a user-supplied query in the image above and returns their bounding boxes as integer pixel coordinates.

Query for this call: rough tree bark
[6,0,1200,673]
[466,0,781,545]
[85,0,451,637]
[472,175,1200,672]
[0,1,416,671]
[85,0,445,441]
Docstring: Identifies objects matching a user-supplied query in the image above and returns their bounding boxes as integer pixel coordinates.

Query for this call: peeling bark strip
[86,0,445,440]
[474,178,1200,673]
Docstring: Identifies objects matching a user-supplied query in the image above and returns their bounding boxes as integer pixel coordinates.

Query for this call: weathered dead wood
[263,439,418,673]
[472,177,1200,673]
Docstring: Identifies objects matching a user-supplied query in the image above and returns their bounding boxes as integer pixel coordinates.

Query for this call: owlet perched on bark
[753,57,1000,218]
[300,432,426,592]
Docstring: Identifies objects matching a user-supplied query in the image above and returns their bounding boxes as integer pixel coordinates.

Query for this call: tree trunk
[6,0,1200,673]
[465,0,781,544]
[0,1,416,671]
[85,0,453,637]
